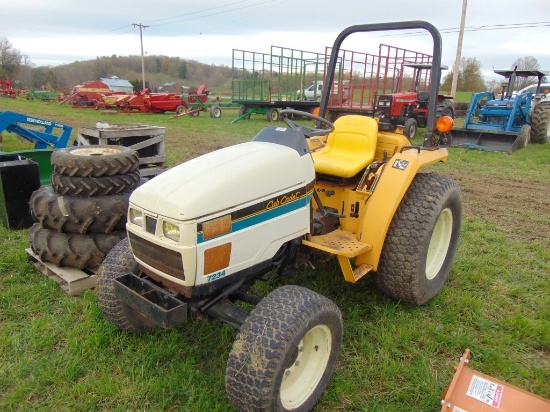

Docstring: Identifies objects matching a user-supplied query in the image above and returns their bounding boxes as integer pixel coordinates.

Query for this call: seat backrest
[312,115,378,178]
[417,91,430,103]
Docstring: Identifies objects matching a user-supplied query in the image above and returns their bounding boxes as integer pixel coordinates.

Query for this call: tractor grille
[129,232,185,280]
[376,96,392,115]
[145,216,157,234]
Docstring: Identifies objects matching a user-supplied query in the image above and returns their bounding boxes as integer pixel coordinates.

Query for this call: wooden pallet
[26,248,97,296]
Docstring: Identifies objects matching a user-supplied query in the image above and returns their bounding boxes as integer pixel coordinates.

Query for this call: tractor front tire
[376,173,462,305]
[530,101,550,144]
[404,118,418,140]
[226,285,342,412]
[51,145,139,177]
[512,125,531,152]
[96,238,156,334]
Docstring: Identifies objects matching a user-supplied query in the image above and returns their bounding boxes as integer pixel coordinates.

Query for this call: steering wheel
[280,109,335,137]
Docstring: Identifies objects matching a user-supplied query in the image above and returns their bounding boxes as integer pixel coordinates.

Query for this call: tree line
[0,37,232,93]
[441,56,544,93]
[0,36,544,95]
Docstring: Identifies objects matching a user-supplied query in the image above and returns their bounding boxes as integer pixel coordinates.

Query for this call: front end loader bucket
[451,128,527,153]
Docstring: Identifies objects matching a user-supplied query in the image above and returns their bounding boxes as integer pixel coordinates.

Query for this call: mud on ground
[444,170,550,247]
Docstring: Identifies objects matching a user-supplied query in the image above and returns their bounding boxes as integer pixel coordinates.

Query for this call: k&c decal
[392,159,409,171]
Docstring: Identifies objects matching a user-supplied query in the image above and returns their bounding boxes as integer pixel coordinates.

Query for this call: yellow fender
[355,147,449,270]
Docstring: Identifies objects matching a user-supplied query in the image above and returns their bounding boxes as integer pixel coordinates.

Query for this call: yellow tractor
[95,21,461,412]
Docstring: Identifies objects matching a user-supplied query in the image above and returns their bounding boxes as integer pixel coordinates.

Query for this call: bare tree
[0,37,23,79]
[485,79,501,95]
[511,56,541,90]
[18,54,34,88]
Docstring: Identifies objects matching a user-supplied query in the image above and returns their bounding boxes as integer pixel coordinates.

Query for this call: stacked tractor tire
[29,146,141,270]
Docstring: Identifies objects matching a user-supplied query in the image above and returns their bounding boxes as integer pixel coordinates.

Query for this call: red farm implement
[59,80,128,108]
[117,89,187,114]
[0,80,17,98]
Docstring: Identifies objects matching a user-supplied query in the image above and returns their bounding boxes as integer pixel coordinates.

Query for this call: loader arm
[0,111,72,149]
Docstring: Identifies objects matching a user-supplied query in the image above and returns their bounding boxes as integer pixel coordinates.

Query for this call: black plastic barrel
[0,155,40,229]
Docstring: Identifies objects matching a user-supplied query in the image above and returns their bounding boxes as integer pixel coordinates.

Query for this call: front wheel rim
[410,125,417,139]
[280,324,332,409]
[426,207,453,280]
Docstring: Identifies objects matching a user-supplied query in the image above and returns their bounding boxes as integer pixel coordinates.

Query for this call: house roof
[100,76,133,88]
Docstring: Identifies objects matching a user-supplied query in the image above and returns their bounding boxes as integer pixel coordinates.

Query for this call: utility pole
[133,23,149,90]
[451,0,467,98]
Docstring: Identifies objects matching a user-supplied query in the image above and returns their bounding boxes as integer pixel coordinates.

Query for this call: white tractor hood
[130,141,311,221]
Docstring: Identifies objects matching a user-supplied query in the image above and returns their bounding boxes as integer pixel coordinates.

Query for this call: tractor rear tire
[51,170,140,197]
[30,224,125,269]
[30,185,130,234]
[436,101,455,119]
[51,145,139,177]
[530,101,550,144]
[96,238,156,334]
[404,118,418,140]
[376,173,462,305]
[226,285,342,412]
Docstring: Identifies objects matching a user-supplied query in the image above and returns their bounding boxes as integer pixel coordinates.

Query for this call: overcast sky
[1,0,549,81]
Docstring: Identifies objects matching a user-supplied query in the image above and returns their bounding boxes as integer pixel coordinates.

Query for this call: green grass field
[0,98,549,411]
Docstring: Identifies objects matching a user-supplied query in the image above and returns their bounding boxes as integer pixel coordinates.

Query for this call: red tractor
[373,63,454,139]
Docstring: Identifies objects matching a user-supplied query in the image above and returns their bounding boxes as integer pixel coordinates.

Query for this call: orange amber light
[436,115,454,133]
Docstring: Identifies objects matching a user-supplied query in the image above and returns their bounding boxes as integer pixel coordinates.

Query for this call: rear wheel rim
[426,207,453,280]
[69,147,125,157]
[280,324,331,409]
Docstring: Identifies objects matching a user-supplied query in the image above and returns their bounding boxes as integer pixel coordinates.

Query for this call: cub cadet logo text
[26,117,64,128]
[266,192,301,210]
[207,270,226,282]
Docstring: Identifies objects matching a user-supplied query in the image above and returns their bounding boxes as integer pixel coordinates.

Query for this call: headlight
[163,221,180,242]
[129,208,143,226]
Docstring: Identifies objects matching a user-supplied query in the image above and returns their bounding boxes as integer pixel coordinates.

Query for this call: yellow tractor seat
[312,115,378,178]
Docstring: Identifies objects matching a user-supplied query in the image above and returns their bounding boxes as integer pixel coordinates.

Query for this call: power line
[94,25,134,36]
[142,0,256,25]
[370,22,550,38]
[146,0,279,29]
[88,0,278,43]
[199,0,292,35]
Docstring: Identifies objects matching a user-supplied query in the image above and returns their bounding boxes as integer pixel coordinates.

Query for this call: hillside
[24,55,234,94]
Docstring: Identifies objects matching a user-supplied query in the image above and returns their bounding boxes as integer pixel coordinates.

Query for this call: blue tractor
[452,69,550,152]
